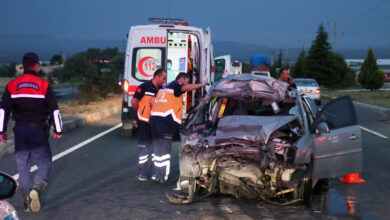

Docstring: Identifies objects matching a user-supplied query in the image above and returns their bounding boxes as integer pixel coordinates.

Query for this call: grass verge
[59,94,122,121]
[323,90,390,109]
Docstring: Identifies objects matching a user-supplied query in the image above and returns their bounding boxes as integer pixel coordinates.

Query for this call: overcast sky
[2,0,390,49]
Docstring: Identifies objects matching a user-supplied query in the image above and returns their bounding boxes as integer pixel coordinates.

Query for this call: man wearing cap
[0,52,63,212]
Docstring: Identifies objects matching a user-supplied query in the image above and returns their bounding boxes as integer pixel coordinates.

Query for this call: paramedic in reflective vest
[150,73,208,183]
[131,68,167,181]
[0,52,63,212]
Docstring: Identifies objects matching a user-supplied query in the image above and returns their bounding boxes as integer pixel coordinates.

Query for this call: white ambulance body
[121,24,214,136]
[214,55,231,82]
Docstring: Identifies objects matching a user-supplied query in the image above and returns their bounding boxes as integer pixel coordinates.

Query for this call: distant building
[345,59,390,82]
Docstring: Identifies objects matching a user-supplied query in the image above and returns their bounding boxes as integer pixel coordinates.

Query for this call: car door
[311,96,362,180]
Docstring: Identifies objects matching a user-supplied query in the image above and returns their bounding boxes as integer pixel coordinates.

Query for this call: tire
[122,123,136,138]
[122,127,133,138]
[302,160,314,206]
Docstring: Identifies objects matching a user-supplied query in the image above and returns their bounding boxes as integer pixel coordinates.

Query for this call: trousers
[150,118,176,181]
[13,124,52,195]
[137,121,153,176]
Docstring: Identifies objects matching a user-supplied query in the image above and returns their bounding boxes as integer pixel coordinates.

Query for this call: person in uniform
[0,52,63,212]
[131,68,167,181]
[150,73,208,183]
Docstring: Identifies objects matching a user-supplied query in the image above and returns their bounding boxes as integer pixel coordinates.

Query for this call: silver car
[295,78,321,105]
[168,74,362,205]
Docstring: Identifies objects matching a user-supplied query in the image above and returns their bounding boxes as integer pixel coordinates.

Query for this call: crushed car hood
[215,115,298,145]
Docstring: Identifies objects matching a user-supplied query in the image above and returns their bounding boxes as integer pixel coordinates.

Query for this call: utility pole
[328,20,343,52]
[269,49,275,65]
[284,47,289,66]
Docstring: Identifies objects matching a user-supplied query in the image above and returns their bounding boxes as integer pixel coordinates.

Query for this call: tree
[102,47,119,60]
[61,53,89,81]
[328,52,356,88]
[50,54,63,65]
[270,50,284,78]
[306,24,332,85]
[0,62,17,77]
[78,64,102,103]
[242,62,251,73]
[291,49,307,78]
[38,69,46,77]
[358,48,385,91]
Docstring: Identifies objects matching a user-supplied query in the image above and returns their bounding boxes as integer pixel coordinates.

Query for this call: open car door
[312,96,362,180]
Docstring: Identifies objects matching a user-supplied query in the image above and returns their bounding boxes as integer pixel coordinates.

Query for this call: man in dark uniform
[0,52,63,212]
[150,73,207,183]
[131,68,167,181]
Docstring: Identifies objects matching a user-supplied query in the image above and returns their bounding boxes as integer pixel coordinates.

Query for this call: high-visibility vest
[137,91,155,123]
[151,88,184,124]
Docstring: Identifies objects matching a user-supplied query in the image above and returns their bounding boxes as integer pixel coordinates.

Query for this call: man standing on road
[150,73,208,183]
[131,68,167,181]
[278,68,297,89]
[0,52,63,212]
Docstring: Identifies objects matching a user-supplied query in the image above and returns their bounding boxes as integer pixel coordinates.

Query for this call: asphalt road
[1,104,389,219]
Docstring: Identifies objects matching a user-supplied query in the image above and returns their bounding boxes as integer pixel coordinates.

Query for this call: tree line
[53,47,124,103]
[273,24,385,90]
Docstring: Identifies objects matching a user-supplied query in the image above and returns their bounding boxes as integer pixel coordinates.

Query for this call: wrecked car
[168,74,362,205]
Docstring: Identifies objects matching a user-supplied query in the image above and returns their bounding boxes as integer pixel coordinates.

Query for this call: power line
[346,12,390,34]
[343,0,389,32]
[327,20,343,52]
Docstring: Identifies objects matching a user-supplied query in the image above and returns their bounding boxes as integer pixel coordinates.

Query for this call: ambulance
[214,55,231,82]
[121,19,214,137]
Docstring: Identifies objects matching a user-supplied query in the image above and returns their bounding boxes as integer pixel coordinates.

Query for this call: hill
[1,34,389,64]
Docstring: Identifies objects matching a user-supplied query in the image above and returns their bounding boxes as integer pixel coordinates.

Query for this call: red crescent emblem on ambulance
[138,56,156,77]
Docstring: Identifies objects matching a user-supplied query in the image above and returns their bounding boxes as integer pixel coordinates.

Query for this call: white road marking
[361,126,389,139]
[12,123,122,180]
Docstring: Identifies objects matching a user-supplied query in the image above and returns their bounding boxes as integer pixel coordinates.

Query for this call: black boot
[29,183,44,212]
[23,194,31,212]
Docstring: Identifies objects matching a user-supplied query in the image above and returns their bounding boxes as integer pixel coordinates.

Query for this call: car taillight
[315,89,321,94]
[123,79,129,93]
[211,66,215,73]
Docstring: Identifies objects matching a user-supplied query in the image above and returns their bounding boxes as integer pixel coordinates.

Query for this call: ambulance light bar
[149,18,184,24]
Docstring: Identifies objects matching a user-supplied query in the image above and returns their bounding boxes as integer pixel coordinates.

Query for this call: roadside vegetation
[53,47,123,104]
[283,23,387,108]
[358,48,386,91]
[289,24,356,89]
[59,94,121,121]
[323,90,390,109]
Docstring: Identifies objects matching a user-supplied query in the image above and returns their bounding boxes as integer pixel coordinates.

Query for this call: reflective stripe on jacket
[137,91,155,123]
[151,88,184,124]
[0,71,63,134]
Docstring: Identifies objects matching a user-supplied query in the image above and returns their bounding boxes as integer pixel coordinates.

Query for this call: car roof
[207,74,295,104]
[294,78,318,82]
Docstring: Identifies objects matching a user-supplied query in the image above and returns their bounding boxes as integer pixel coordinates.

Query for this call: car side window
[315,96,358,130]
